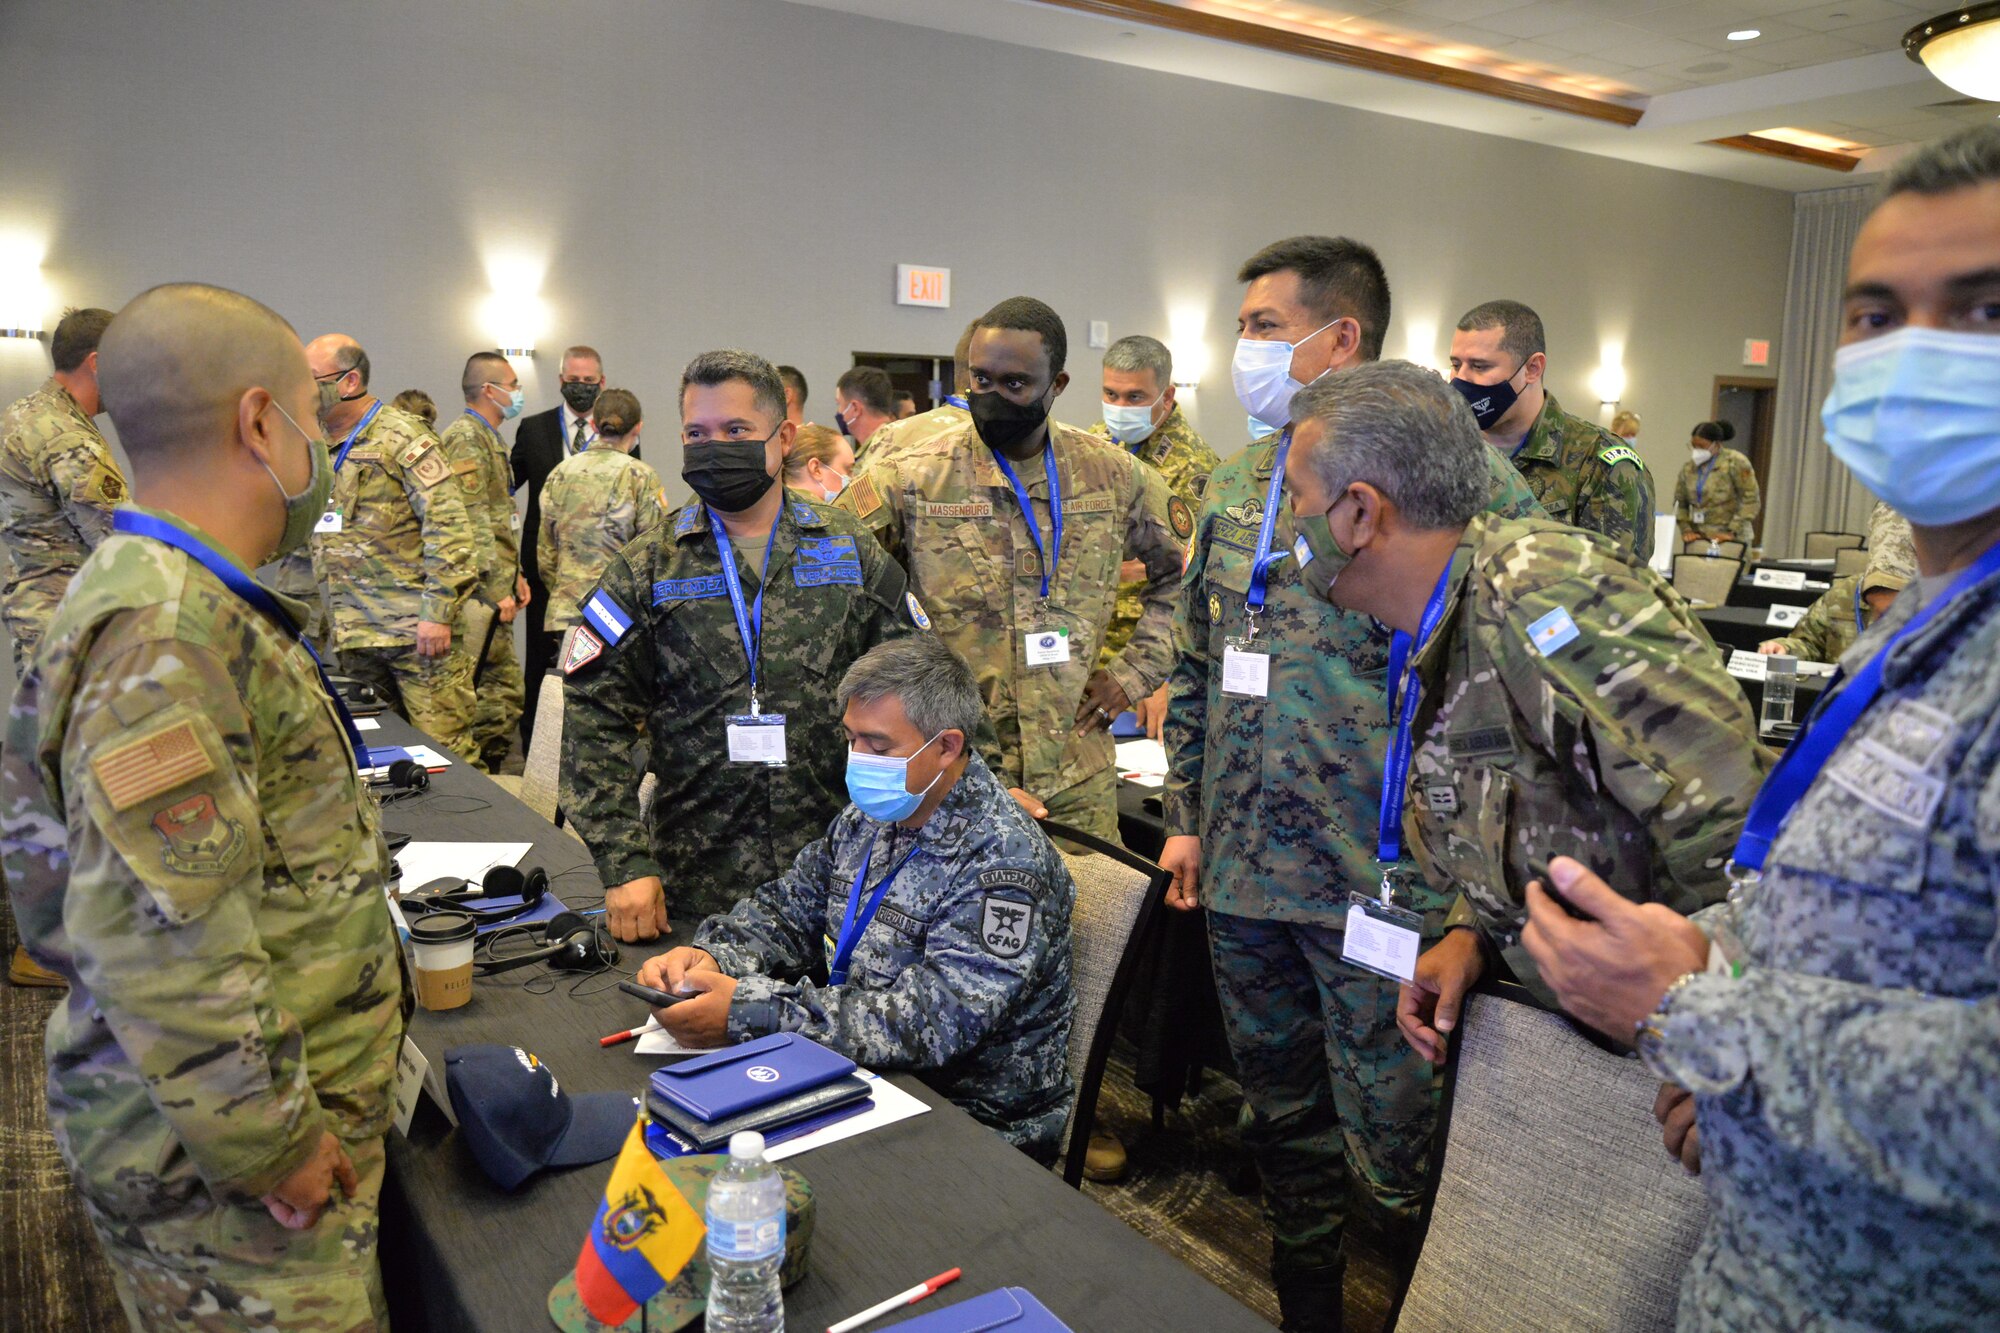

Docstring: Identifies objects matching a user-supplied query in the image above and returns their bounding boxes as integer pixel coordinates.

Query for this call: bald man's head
[99,284,309,463]
[306,333,369,386]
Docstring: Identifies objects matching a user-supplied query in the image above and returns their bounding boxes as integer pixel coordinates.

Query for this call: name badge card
[1341,893,1423,983]
[1765,604,1806,628]
[1752,568,1807,591]
[1222,640,1270,698]
[315,510,343,534]
[1025,628,1070,668]
[1727,649,1769,681]
[726,713,788,766]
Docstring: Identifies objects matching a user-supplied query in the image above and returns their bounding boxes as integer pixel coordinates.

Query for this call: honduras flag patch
[581,590,634,649]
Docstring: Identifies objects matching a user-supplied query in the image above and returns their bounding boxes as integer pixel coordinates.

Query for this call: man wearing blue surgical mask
[1522,123,2000,1332]
[1088,334,1217,739]
[636,635,1077,1162]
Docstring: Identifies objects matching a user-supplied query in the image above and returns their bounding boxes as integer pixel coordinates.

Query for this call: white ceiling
[782,0,1999,190]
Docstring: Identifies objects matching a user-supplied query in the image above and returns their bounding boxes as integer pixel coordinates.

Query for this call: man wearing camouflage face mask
[1282,360,1766,1063]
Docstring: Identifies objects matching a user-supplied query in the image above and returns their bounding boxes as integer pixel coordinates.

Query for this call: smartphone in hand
[618,980,691,1008]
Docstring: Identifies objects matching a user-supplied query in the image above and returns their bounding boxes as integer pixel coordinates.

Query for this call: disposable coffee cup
[409,911,476,1011]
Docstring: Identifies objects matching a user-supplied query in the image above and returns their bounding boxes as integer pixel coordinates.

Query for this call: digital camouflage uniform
[0,508,406,1331]
[1643,548,2000,1332]
[854,402,970,467]
[1086,406,1217,668]
[441,410,525,772]
[1406,512,1772,1003]
[1165,433,1543,1282]
[841,420,1185,840]
[0,377,126,675]
[538,441,666,632]
[561,494,921,925]
[695,752,1075,1159]
[1674,447,1761,546]
[314,404,480,761]
[1501,390,1656,565]
[1867,499,1915,578]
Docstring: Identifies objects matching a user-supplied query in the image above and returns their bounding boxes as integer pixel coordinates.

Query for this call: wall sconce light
[479,253,548,362]
[0,235,51,339]
[1589,362,1627,407]
[1168,309,1209,390]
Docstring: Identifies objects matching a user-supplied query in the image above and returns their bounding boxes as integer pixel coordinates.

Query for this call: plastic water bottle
[705,1131,785,1332]
[1761,652,1798,735]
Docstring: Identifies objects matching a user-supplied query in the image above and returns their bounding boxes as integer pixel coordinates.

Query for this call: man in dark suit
[511,344,624,748]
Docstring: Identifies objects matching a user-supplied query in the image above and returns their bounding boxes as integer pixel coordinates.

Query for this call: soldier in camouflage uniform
[1674,422,1761,548]
[0,284,405,1331]
[537,386,665,659]
[1086,335,1218,724]
[562,351,922,944]
[1275,361,1768,1054]
[0,306,125,677]
[1526,132,2000,1329]
[642,636,1075,1160]
[842,298,1186,842]
[1756,506,1914,661]
[1451,299,1656,564]
[301,334,481,761]
[1162,235,1542,1333]
[445,351,534,772]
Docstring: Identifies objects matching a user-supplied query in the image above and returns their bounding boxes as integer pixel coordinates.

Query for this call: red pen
[599,1027,644,1048]
[827,1267,962,1333]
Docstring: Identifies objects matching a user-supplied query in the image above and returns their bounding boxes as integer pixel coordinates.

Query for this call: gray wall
[0,0,1795,703]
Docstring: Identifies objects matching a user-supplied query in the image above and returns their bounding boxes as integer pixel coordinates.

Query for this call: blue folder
[885,1287,1072,1331]
[645,1033,856,1123]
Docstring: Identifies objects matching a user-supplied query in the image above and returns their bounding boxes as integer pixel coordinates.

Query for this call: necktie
[570,416,587,456]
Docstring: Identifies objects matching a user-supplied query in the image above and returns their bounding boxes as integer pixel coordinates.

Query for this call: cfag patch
[91,719,215,812]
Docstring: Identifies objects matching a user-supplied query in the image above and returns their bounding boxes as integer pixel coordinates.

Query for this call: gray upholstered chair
[1670,554,1742,608]
[1833,545,1870,578]
[1395,991,1710,1333]
[1802,530,1863,560]
[1039,820,1168,1189]
[516,672,567,825]
[1680,537,1745,560]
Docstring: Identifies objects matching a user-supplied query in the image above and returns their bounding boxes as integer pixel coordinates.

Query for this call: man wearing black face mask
[841,296,1187,841]
[512,345,621,749]
[560,349,924,945]
[1449,300,1655,564]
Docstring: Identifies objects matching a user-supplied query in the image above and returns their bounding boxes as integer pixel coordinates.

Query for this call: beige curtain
[1766,184,1877,557]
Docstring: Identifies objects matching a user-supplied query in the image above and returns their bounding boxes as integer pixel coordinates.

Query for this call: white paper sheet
[392,841,531,894]
[355,716,382,731]
[763,1070,930,1161]
[633,1018,704,1057]
[1115,738,1168,778]
[404,744,453,769]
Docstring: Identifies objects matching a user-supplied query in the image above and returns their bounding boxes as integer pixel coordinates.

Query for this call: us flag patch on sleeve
[91,719,215,812]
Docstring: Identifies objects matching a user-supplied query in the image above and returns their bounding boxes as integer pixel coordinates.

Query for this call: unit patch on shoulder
[906,592,931,630]
[151,792,246,877]
[1168,495,1194,541]
[91,719,216,812]
[563,624,605,674]
[1598,443,1640,470]
[979,895,1035,959]
[401,437,449,488]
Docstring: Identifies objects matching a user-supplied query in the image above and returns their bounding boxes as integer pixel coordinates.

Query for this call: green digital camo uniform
[1087,405,1217,668]
[560,494,921,924]
[1502,390,1656,565]
[1406,512,1772,1003]
[0,508,406,1331]
[0,377,127,675]
[854,402,970,467]
[1165,434,1543,1281]
[314,404,480,760]
[538,441,666,632]
[441,410,525,772]
[1674,446,1761,546]
[842,419,1186,840]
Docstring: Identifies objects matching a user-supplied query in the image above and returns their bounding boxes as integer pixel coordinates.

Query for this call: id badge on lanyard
[1343,890,1424,983]
[712,512,786,764]
[1229,438,1291,700]
[726,713,787,766]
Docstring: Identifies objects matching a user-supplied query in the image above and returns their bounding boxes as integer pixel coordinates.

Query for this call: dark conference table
[365,714,1268,1333]
[1730,575,1830,612]
[1698,605,1789,653]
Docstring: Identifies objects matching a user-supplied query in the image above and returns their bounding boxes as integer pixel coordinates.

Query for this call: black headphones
[371,758,430,804]
[402,864,549,923]
[474,910,619,975]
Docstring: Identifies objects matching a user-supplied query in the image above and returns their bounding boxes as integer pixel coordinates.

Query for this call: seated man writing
[638,635,1077,1161]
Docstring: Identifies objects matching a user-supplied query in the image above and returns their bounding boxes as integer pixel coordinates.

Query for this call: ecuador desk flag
[574,1117,705,1324]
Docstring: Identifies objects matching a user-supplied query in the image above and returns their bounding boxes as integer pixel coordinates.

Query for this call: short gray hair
[681,349,787,423]
[1883,123,2000,199]
[1289,361,1488,530]
[1103,334,1171,386]
[837,636,985,740]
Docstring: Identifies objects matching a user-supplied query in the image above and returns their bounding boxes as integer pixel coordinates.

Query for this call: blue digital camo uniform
[694,752,1075,1159]
[1164,435,1543,1278]
[1643,557,2000,1333]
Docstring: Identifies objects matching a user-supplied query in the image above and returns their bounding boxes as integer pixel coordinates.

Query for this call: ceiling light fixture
[1904,5,2000,102]
[1727,29,1761,41]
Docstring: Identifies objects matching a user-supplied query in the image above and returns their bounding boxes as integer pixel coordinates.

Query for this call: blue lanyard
[707,510,782,711]
[1694,456,1718,503]
[333,401,383,470]
[1854,581,1867,633]
[990,445,1063,600]
[827,833,923,986]
[942,394,969,411]
[1246,430,1293,613]
[111,512,367,766]
[1376,559,1458,874]
[1734,537,2000,872]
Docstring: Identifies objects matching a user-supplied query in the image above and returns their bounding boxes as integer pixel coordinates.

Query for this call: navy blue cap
[444,1044,637,1191]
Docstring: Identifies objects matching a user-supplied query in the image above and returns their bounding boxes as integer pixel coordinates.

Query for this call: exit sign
[896,264,951,308]
[1743,338,1771,367]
